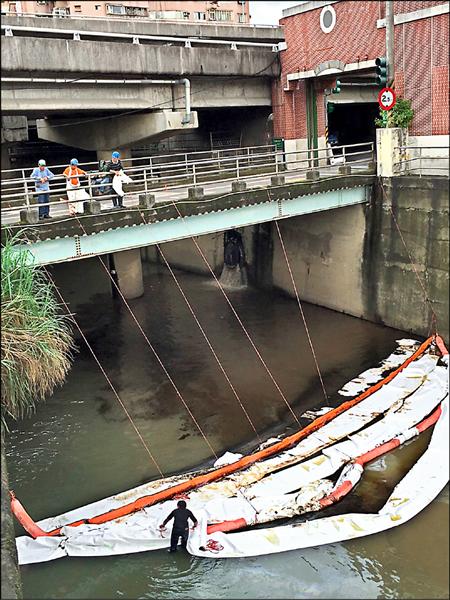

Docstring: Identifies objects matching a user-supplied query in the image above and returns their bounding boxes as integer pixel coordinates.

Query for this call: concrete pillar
[376,127,407,177]
[188,187,204,200]
[113,249,144,299]
[271,175,285,186]
[20,208,39,224]
[1,144,12,172]
[306,170,320,181]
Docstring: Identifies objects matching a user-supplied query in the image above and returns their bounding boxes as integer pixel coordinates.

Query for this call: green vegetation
[1,233,73,429]
[375,97,415,129]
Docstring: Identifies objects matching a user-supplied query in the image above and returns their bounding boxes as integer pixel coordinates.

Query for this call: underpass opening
[326,87,378,160]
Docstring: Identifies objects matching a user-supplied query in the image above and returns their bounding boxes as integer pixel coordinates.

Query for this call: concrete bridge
[2,138,375,300]
[1,15,282,152]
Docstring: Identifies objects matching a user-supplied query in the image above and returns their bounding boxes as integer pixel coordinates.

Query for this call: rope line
[72,216,218,460]
[378,178,438,335]
[274,220,329,405]
[169,201,302,427]
[138,207,260,440]
[43,267,165,477]
[154,241,261,442]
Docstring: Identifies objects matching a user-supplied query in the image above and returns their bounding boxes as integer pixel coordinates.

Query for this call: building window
[74,5,82,12]
[95,4,101,10]
[194,11,206,20]
[106,4,126,15]
[208,9,232,22]
[124,6,148,17]
[238,13,245,23]
[320,5,336,34]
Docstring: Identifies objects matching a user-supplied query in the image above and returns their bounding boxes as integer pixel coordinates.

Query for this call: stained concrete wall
[363,176,449,341]
[271,176,449,342]
[272,204,367,318]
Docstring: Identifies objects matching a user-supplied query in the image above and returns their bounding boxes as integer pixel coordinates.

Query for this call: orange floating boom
[11,336,441,539]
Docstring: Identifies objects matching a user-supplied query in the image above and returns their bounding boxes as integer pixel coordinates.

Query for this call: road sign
[272,138,284,151]
[378,87,396,111]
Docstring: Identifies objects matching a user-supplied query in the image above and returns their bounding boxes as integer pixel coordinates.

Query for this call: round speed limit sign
[378,87,396,111]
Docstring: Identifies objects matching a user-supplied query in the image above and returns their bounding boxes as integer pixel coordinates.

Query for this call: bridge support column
[112,249,144,300]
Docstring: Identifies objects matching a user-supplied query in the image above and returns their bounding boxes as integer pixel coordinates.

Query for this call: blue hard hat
[112,151,120,159]
[70,158,79,165]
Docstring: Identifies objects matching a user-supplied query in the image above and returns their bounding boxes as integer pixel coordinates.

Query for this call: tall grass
[1,233,74,429]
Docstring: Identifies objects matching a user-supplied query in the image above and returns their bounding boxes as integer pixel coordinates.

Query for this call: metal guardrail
[394,145,450,177]
[0,142,374,220]
[1,24,281,50]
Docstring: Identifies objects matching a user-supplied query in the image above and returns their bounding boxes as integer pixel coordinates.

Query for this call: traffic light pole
[386,1,395,86]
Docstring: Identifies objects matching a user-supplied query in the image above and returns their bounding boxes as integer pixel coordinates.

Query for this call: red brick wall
[393,1,446,14]
[273,1,449,140]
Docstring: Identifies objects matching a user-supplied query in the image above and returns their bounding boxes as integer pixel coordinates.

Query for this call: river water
[6,259,449,599]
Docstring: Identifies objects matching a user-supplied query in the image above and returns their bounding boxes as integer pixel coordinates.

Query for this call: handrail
[1,144,276,175]
[393,144,449,177]
[1,142,371,177]
[0,142,374,219]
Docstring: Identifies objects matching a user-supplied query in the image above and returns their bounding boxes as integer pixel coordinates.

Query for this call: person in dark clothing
[159,500,198,553]
[105,151,124,208]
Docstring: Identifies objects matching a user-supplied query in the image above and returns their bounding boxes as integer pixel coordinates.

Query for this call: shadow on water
[6,259,449,600]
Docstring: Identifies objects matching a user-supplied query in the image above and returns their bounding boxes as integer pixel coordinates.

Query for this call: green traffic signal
[376,57,387,86]
[332,79,341,94]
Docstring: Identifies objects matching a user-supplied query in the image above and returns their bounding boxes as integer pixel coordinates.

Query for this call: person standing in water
[159,500,198,553]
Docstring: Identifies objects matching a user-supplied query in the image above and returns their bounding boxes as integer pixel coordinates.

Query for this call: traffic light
[332,79,341,94]
[375,57,387,87]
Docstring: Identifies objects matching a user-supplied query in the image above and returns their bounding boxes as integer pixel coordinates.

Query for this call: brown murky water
[6,258,449,599]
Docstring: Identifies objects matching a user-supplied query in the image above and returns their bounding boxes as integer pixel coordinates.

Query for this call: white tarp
[15,341,448,564]
[188,396,449,558]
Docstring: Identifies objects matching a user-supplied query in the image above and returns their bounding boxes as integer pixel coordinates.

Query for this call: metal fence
[394,145,450,177]
[1,141,374,222]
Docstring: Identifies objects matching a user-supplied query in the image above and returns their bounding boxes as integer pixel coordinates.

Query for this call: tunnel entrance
[327,100,378,160]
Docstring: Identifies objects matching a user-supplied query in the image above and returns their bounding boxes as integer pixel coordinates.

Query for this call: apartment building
[1,0,250,23]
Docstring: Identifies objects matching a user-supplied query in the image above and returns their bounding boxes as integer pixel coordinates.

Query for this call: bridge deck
[3,173,374,266]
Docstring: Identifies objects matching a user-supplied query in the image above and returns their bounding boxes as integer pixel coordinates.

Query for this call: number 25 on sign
[378,87,396,111]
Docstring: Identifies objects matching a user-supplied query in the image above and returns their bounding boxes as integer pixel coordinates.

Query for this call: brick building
[272,1,449,163]
[1,0,250,23]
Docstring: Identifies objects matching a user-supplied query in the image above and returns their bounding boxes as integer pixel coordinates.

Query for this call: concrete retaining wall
[363,176,449,340]
[272,176,449,341]
[272,204,367,318]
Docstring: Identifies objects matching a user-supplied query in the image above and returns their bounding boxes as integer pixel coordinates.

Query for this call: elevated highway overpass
[1,15,282,153]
